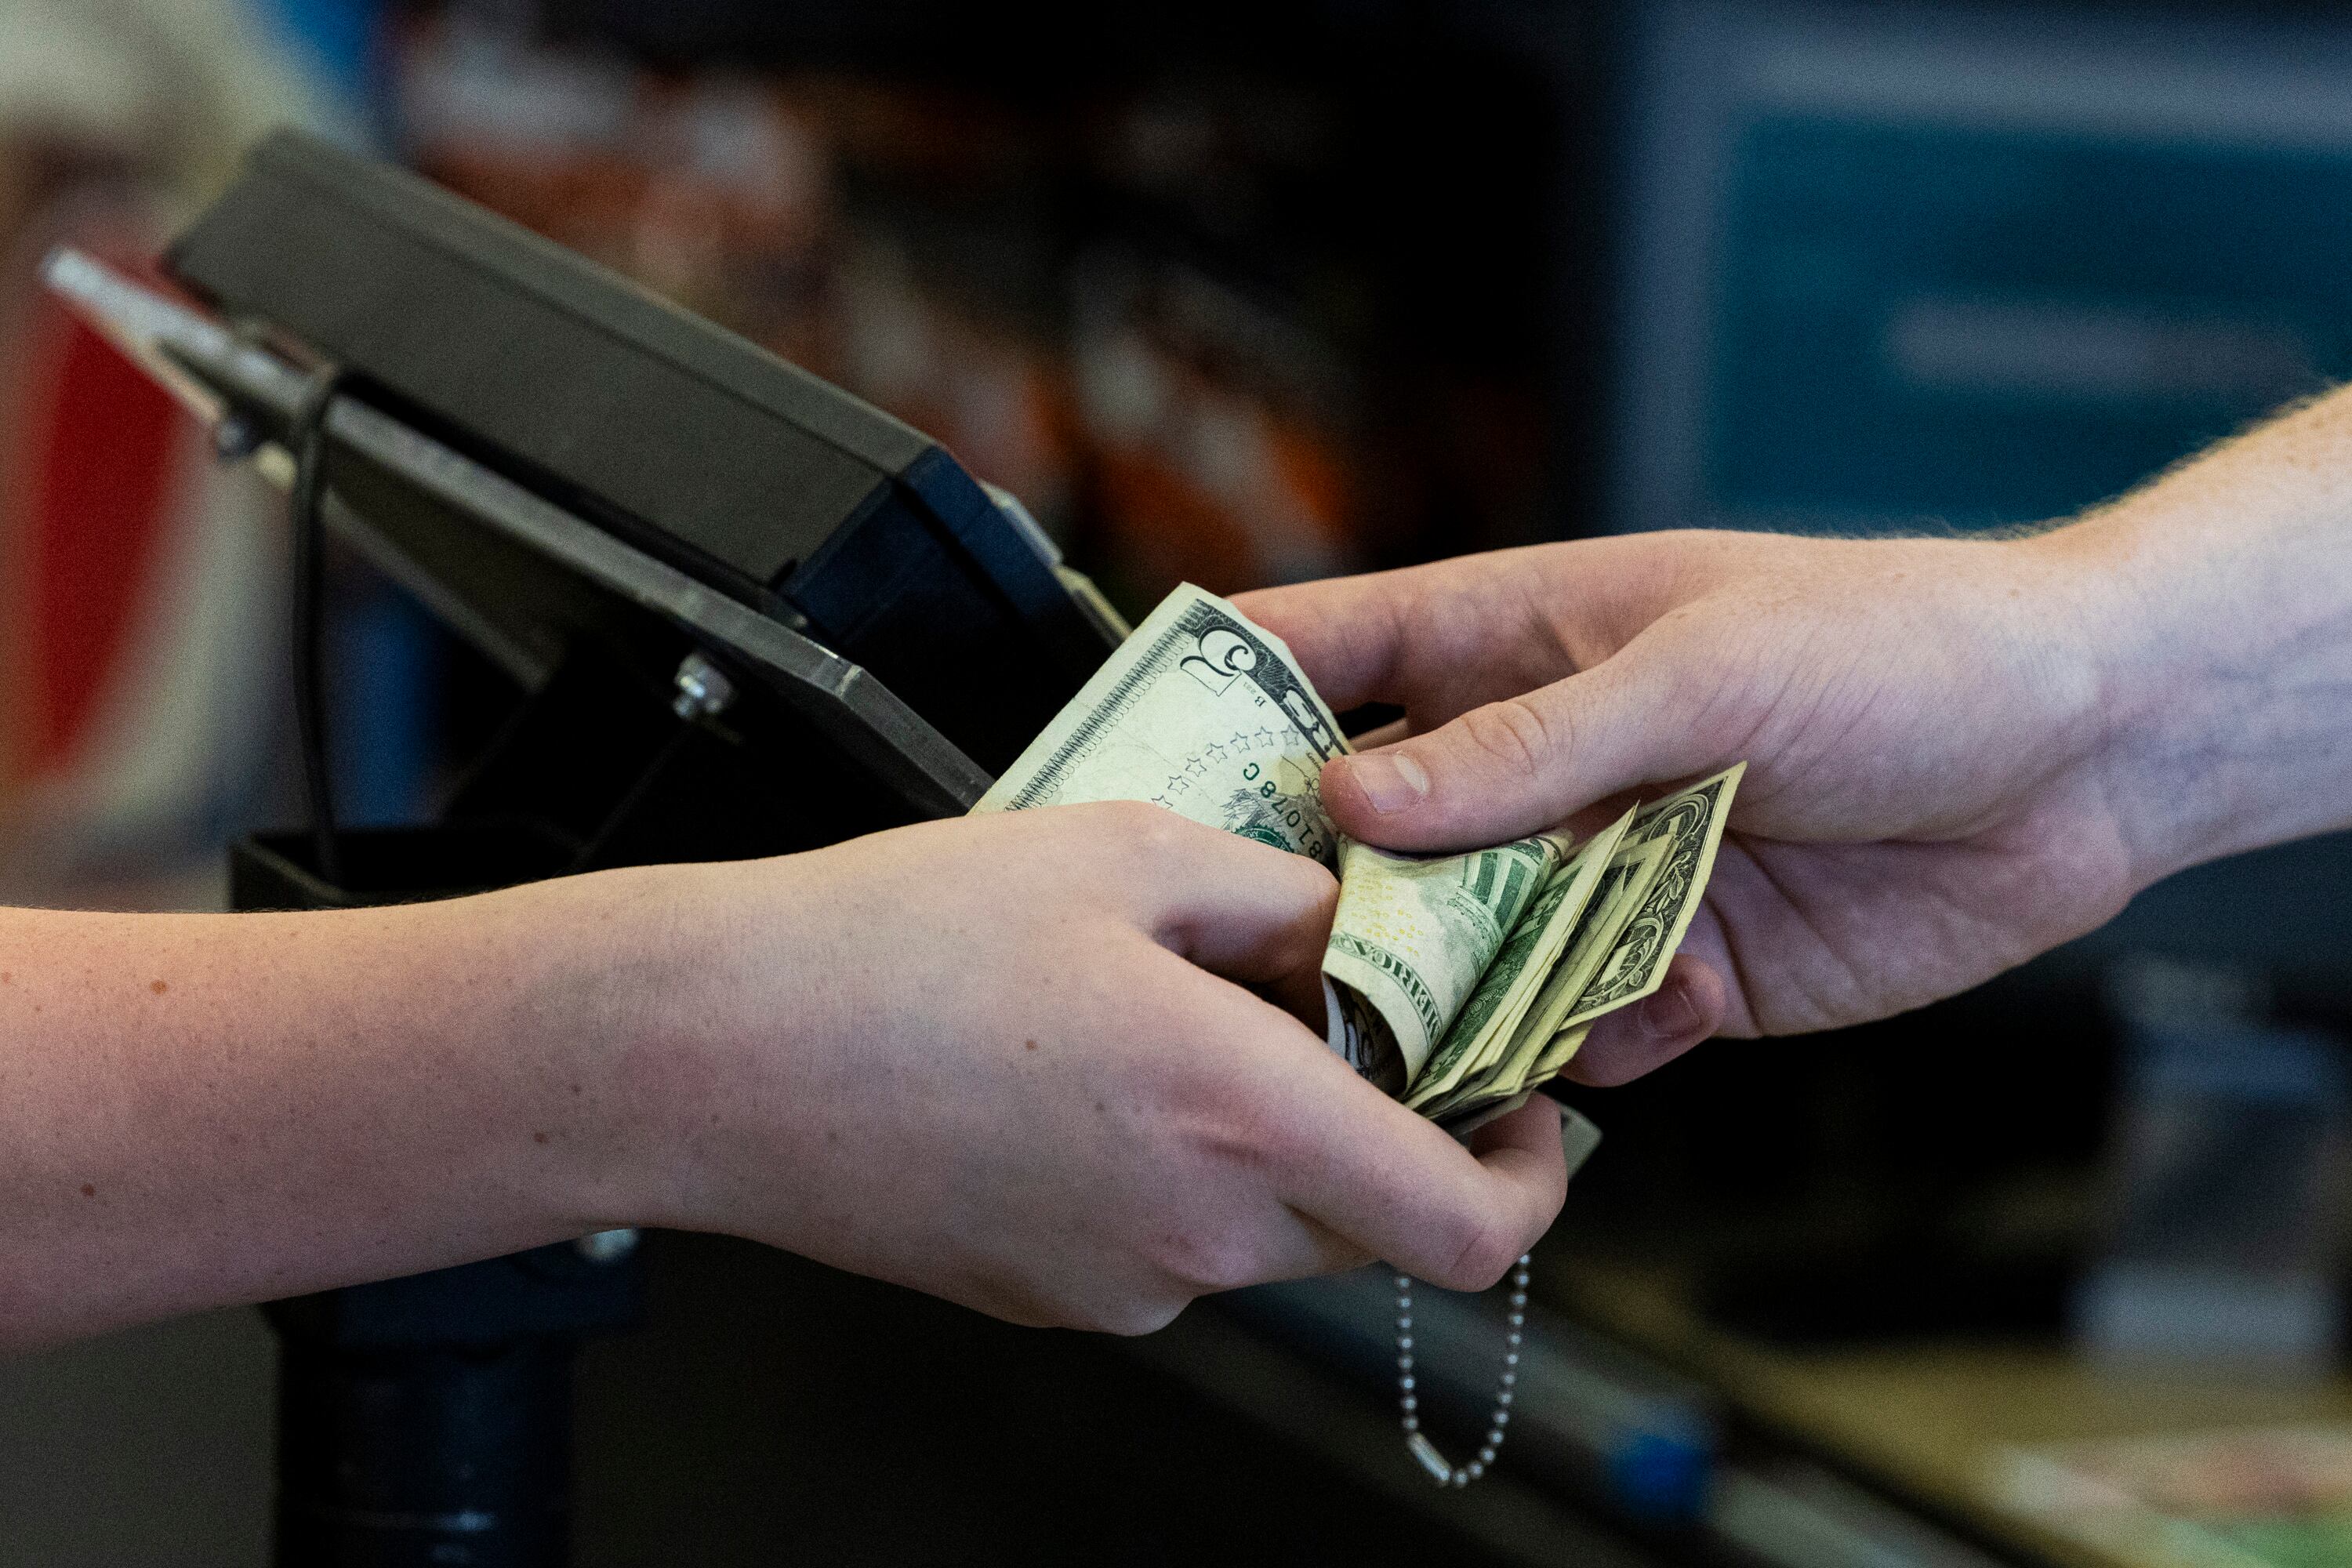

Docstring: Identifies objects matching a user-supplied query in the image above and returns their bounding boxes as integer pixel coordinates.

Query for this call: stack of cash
[974,585,1741,1133]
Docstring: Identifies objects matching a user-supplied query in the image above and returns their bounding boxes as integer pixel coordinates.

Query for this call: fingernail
[1347,751,1430,814]
[1637,980,1700,1041]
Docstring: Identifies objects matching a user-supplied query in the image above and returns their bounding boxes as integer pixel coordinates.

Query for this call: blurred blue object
[251,0,388,100]
[332,582,441,829]
[1610,1428,1711,1521]
[1708,119,2340,530]
[1616,0,2352,538]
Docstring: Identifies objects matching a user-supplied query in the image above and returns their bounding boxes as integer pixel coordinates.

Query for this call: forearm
[0,869,683,1353]
[2051,383,2352,884]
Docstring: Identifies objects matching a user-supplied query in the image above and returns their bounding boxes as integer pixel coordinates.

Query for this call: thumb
[1320,655,1718,851]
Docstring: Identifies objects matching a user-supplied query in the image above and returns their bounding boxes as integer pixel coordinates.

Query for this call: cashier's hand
[1238,528,2150,1084]
[632,804,1566,1334]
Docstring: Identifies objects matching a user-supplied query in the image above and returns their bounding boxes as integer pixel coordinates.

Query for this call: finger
[1561,954,1726,1087]
[1103,1211,1372,1331]
[1265,1053,1569,1291]
[1083,804,1340,985]
[1233,568,1422,714]
[1659,899,1760,1037]
[1253,960,1332,1038]
[1318,654,1730,851]
[1245,1208,1379,1285]
[1466,1094,1570,1174]
[1239,554,1571,717]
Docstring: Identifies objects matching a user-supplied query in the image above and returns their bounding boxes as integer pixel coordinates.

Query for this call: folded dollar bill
[974,583,1744,1118]
[1322,832,1569,1094]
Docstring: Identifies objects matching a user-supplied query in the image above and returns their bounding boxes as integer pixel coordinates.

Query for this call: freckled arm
[0,872,666,1355]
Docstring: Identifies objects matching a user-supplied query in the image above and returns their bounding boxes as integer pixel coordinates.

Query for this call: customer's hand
[1238,528,2151,1082]
[619,803,1568,1333]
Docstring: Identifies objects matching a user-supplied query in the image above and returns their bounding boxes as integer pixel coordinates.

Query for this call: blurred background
[5,1,2352,1564]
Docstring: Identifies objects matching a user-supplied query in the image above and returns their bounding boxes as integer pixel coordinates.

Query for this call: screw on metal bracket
[671,652,735,721]
[213,412,263,463]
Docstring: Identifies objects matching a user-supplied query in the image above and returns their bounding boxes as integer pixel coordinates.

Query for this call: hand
[611,803,1568,1334]
[1237,527,2150,1083]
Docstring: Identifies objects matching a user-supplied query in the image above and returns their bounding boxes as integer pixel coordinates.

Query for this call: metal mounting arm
[42,249,993,819]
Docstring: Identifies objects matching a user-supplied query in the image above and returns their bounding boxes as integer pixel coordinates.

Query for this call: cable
[561,723,693,877]
[287,368,346,891]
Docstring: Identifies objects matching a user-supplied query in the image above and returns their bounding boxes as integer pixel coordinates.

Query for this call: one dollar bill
[1558,764,1744,1032]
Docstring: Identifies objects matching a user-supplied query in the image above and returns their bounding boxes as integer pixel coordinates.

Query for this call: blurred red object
[1072,281,1355,597]
[2,246,190,797]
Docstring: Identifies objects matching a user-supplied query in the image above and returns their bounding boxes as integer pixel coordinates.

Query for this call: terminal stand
[42,128,1126,1567]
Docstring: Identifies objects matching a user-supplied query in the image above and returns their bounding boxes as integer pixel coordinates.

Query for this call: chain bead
[1396,1254,1531,1488]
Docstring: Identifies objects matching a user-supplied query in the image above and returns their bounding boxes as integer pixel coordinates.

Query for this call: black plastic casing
[164,129,1109,774]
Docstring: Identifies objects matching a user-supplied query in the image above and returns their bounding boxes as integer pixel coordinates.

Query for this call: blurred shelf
[1559,1260,2352,1568]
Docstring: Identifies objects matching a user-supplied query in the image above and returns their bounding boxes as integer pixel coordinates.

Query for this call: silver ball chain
[1396,1254,1529,1487]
